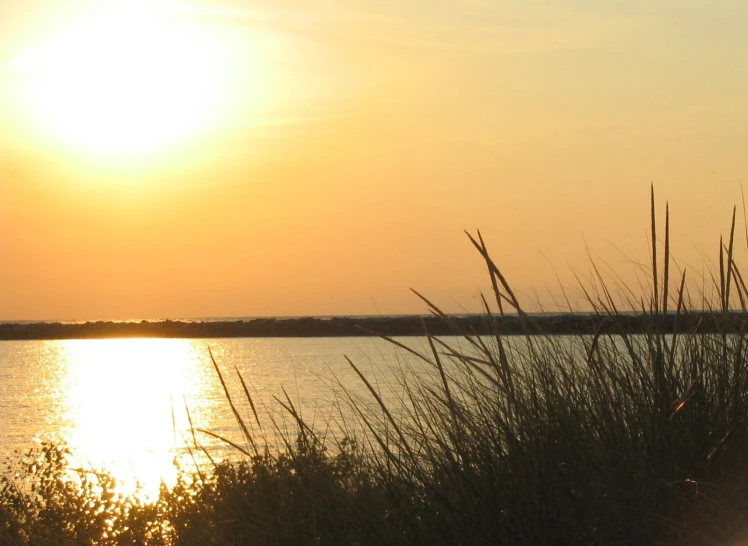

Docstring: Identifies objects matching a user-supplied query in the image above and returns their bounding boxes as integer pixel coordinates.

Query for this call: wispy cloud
[168,0,647,57]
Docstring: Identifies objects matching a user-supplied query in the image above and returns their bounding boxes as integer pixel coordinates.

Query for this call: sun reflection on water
[0,336,414,502]
[57,338,214,499]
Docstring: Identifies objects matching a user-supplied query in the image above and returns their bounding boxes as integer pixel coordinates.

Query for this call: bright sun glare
[60,338,209,499]
[14,5,228,156]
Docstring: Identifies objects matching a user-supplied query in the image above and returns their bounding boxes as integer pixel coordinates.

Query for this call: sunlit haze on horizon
[0,0,746,320]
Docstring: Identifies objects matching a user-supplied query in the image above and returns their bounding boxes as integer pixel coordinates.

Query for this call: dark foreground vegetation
[4,190,748,545]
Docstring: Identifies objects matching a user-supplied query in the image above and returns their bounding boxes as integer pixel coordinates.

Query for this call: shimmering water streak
[0,336,425,498]
[57,339,208,496]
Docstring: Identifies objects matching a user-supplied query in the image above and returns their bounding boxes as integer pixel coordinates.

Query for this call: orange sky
[0,1,746,320]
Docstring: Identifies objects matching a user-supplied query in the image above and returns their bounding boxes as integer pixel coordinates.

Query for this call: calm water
[0,336,431,497]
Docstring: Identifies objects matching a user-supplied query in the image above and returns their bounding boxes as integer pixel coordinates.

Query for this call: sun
[14,5,228,157]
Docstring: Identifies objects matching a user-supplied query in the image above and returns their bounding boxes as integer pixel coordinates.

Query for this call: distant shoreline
[0,312,746,340]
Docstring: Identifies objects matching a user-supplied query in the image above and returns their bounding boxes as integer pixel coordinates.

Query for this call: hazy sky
[0,0,746,320]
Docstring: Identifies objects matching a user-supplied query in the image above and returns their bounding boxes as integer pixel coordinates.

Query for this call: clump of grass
[0,442,163,545]
[4,188,748,545]
[334,189,748,545]
[160,435,405,546]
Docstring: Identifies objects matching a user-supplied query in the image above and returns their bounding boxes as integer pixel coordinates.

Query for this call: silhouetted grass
[4,188,748,545]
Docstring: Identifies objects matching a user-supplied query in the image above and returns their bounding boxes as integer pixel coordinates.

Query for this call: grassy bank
[4,190,748,545]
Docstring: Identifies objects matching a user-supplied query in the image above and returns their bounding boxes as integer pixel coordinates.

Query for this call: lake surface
[0,336,434,497]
